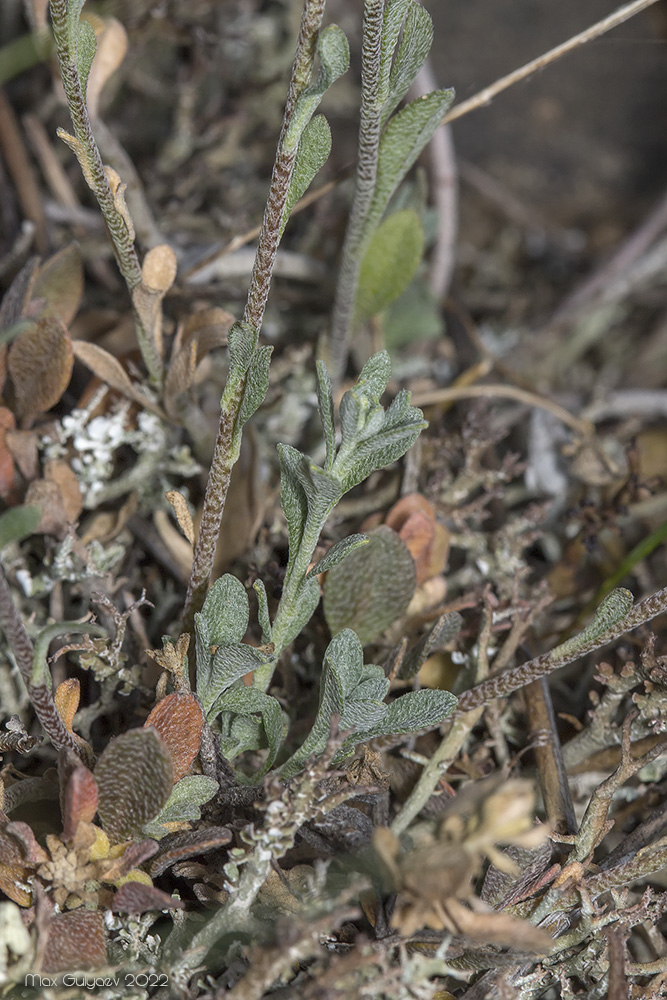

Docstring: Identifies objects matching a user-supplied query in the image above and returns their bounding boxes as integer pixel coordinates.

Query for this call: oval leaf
[95,728,174,842]
[144,693,203,782]
[323,525,416,644]
[8,318,73,427]
[356,209,424,324]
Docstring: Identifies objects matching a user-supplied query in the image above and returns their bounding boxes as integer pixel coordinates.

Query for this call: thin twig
[441,0,661,127]
[411,383,592,438]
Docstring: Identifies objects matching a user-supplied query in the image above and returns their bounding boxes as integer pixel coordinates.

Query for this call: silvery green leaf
[238,343,272,428]
[356,350,392,401]
[143,775,218,835]
[356,210,424,324]
[214,688,284,778]
[253,579,272,644]
[283,25,350,153]
[323,526,416,644]
[342,688,457,752]
[341,410,426,491]
[76,19,97,101]
[220,714,263,761]
[205,643,270,716]
[194,612,212,694]
[368,89,455,238]
[400,611,462,679]
[221,323,257,406]
[377,0,412,111]
[316,360,336,471]
[200,574,249,647]
[306,534,369,579]
[380,4,433,126]
[294,455,343,523]
[66,0,87,50]
[278,444,309,553]
[281,115,332,238]
[273,575,320,651]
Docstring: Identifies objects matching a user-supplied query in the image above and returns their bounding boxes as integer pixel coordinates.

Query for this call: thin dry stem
[441,0,661,127]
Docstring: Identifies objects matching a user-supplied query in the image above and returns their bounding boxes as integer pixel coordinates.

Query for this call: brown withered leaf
[44,460,82,523]
[95,728,174,843]
[61,760,99,842]
[5,427,39,482]
[28,244,83,327]
[144,693,203,782]
[72,340,166,417]
[85,16,128,119]
[437,898,553,952]
[23,479,68,537]
[164,340,197,419]
[40,909,107,973]
[7,317,73,427]
[54,680,94,766]
[384,493,450,585]
[111,881,184,914]
[0,407,16,502]
[153,509,192,581]
[165,490,195,545]
[102,839,159,882]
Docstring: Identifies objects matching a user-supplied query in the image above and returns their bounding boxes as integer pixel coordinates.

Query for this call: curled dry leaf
[54,679,94,765]
[104,166,134,240]
[95,728,174,843]
[84,16,129,119]
[153,509,193,581]
[72,340,165,417]
[7,318,73,427]
[144,693,204,782]
[165,490,195,545]
[384,493,450,586]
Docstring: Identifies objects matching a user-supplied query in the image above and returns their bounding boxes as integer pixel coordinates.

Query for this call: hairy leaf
[95,728,173,842]
[324,525,416,644]
[368,88,455,238]
[316,359,336,471]
[281,115,332,237]
[283,24,350,153]
[307,534,369,578]
[76,18,97,100]
[198,574,249,648]
[0,504,41,550]
[356,209,424,324]
[8,318,73,427]
[143,775,218,834]
[380,2,433,125]
[144,693,204,782]
[204,643,270,717]
[215,688,284,777]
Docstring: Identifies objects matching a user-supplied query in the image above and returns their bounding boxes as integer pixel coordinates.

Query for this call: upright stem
[182,0,327,630]
[48,0,163,384]
[327,0,384,385]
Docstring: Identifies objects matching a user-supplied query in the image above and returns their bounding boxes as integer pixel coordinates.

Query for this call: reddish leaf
[5,821,49,865]
[41,910,107,973]
[150,826,232,878]
[95,728,174,842]
[111,881,185,913]
[144,693,203,782]
[7,317,73,427]
[384,493,435,533]
[103,839,159,882]
[0,407,16,502]
[62,764,99,842]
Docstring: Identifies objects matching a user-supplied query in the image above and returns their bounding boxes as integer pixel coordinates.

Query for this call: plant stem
[182,0,327,631]
[327,0,384,385]
[48,0,163,384]
[0,566,81,756]
[456,585,667,713]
